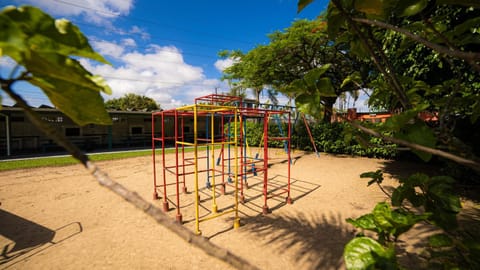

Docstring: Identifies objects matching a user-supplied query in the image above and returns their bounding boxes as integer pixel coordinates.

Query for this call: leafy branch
[351,17,480,73]
[330,0,411,109]
[349,120,480,173]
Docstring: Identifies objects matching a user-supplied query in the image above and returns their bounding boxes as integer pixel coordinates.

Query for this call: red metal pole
[175,110,182,222]
[220,114,226,194]
[262,112,269,214]
[287,111,292,204]
[152,113,158,200]
[181,116,186,193]
[161,112,169,212]
[239,112,245,202]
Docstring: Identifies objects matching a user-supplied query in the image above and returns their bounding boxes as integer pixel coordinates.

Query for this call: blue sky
[1,0,331,109]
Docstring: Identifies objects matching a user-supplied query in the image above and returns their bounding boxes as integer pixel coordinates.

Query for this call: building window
[183,126,191,133]
[131,126,143,135]
[41,116,63,123]
[112,116,125,122]
[65,127,81,136]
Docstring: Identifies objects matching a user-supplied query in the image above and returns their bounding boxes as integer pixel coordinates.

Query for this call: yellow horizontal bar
[199,208,235,222]
[196,104,237,110]
[176,141,195,146]
[176,104,195,111]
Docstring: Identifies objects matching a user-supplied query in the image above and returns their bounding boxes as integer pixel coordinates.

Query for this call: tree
[221,19,362,121]
[105,93,160,111]
[298,0,480,268]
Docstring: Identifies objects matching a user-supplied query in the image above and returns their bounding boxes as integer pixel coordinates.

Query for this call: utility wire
[51,0,254,45]
[87,37,219,60]
[75,20,230,52]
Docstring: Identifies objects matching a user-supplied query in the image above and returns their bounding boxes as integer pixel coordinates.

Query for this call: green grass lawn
[0,147,205,171]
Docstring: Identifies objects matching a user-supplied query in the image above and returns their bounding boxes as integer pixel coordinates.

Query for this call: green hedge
[238,121,397,159]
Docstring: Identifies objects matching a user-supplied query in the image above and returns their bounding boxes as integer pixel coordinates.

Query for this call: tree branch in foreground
[1,83,260,270]
[348,120,480,173]
[330,0,411,109]
[352,17,480,73]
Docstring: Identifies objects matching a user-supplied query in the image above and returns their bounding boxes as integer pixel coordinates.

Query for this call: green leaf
[370,202,428,239]
[297,0,315,13]
[316,77,336,97]
[301,65,336,97]
[1,6,112,126]
[354,0,396,20]
[284,79,306,94]
[344,237,397,270]
[395,121,436,161]
[295,93,314,105]
[326,4,345,39]
[360,170,383,182]
[355,0,385,16]
[349,39,370,59]
[428,234,453,248]
[0,11,28,61]
[372,203,394,231]
[24,51,110,94]
[383,104,429,132]
[304,64,332,83]
[428,176,461,213]
[341,72,362,89]
[394,0,428,17]
[367,179,377,186]
[391,185,421,207]
[30,75,111,126]
[347,214,378,231]
[2,6,108,63]
[449,17,480,46]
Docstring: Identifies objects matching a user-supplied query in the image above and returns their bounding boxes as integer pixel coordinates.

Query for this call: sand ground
[0,149,477,269]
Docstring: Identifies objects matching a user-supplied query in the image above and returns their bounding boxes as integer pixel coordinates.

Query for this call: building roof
[1,105,157,115]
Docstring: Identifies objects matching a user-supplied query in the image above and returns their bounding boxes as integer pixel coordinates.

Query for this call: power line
[51,0,255,45]
[74,20,229,53]
[7,76,225,89]
[101,75,224,88]
[87,36,220,61]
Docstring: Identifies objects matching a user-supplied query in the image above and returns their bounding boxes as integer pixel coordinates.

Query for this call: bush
[238,120,397,159]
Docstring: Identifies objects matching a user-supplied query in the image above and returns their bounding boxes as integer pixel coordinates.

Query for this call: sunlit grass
[0,146,213,171]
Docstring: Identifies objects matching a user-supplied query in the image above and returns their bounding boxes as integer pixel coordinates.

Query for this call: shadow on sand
[241,211,354,270]
[0,209,82,268]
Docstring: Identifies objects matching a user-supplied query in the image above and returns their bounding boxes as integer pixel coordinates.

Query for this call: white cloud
[214,58,236,72]
[81,41,222,109]
[129,26,150,40]
[91,40,125,58]
[15,0,134,24]
[121,38,136,47]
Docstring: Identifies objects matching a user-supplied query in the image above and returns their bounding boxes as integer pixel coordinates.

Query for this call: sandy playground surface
[1,149,478,269]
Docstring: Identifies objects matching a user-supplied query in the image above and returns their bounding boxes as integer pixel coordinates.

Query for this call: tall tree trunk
[254,88,261,108]
[323,97,336,123]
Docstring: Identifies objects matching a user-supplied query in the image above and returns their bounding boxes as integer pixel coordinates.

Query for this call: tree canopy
[220,19,362,121]
[296,0,480,268]
[105,93,160,112]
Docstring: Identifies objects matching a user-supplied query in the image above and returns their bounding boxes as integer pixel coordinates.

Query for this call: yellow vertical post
[233,108,240,229]
[194,105,201,235]
[211,111,218,213]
